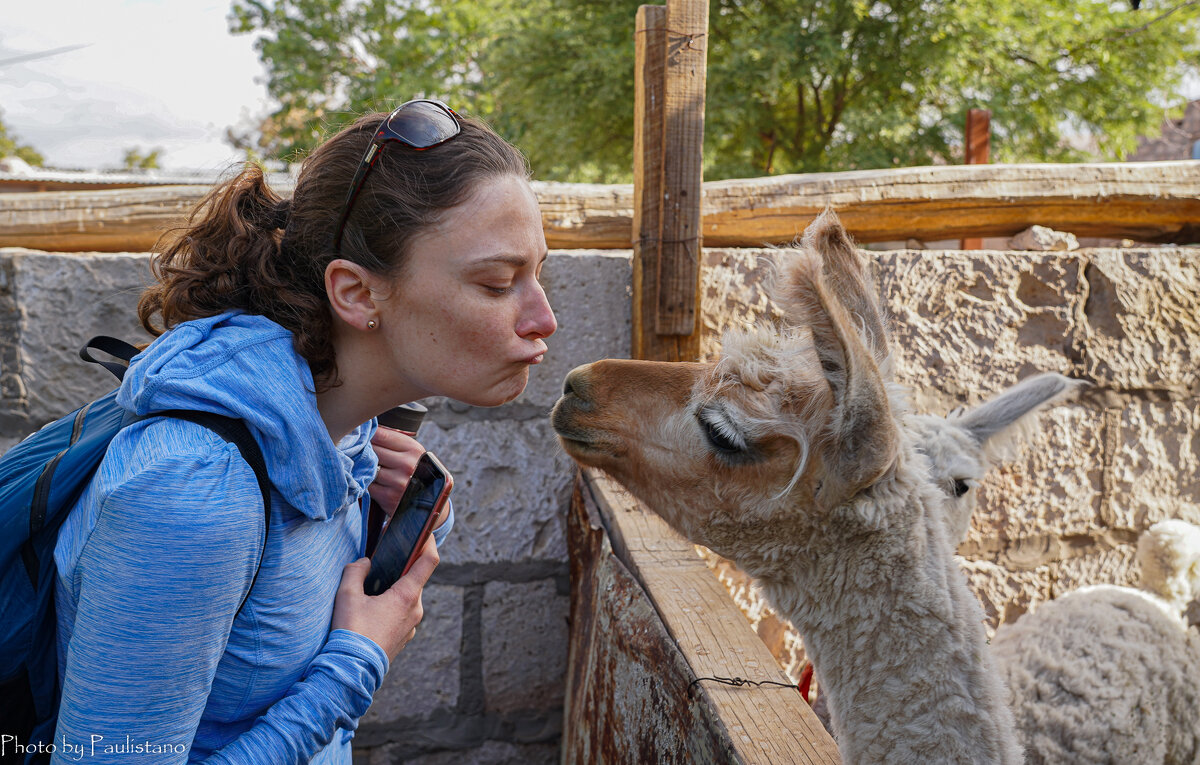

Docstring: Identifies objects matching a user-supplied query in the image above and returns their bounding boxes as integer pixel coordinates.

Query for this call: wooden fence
[564,468,839,763]
[1,161,1196,255]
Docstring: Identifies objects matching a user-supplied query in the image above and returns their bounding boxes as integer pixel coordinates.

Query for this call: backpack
[0,337,272,761]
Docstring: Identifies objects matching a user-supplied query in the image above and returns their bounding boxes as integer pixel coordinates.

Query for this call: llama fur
[990,521,1200,764]
[915,385,1200,764]
[553,210,1027,763]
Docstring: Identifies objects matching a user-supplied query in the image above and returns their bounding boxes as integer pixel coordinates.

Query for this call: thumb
[401,537,440,590]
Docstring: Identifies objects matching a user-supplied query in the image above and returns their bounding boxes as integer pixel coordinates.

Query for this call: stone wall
[699,245,1200,680]
[8,241,1197,752]
[0,247,631,765]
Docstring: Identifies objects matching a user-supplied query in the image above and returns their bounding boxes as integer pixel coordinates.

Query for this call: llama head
[911,373,1087,543]
[551,210,900,562]
[1136,519,1200,613]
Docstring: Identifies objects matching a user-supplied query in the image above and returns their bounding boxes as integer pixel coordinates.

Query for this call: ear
[952,373,1087,461]
[325,258,381,331]
[802,209,890,363]
[785,242,899,509]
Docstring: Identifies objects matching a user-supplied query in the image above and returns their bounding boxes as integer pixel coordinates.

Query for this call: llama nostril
[562,368,588,398]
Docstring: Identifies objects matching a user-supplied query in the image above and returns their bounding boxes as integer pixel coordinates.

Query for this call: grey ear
[800,208,890,363]
[779,212,899,509]
[954,373,1087,458]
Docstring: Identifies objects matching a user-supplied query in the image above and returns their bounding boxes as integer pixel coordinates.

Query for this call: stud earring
[367,319,378,330]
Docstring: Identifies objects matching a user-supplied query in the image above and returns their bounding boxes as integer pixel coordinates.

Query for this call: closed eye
[698,406,747,455]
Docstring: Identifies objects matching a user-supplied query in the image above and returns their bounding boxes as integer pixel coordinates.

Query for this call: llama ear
[953,373,1087,462]
[801,209,890,362]
[785,242,899,509]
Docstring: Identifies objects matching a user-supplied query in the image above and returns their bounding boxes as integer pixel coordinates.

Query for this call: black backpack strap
[156,410,272,620]
[80,336,142,382]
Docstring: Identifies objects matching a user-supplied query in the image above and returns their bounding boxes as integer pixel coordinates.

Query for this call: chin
[452,374,529,408]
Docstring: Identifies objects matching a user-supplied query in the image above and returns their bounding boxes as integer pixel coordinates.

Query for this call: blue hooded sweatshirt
[52,311,453,763]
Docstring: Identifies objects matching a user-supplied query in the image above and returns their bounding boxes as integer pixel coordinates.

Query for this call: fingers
[339,558,371,592]
[372,427,425,457]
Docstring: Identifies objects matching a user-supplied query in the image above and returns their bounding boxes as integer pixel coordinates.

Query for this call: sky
[0,0,272,172]
[2,2,1198,173]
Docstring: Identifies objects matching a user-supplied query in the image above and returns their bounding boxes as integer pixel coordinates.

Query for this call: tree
[122,147,163,170]
[229,0,1200,181]
[0,109,45,167]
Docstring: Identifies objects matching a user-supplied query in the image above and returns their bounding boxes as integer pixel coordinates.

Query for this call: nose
[562,366,589,398]
[520,281,557,340]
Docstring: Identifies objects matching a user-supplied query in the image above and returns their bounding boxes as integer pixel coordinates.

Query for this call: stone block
[1047,546,1139,599]
[701,248,779,360]
[511,250,631,409]
[1106,399,1200,530]
[959,558,1051,634]
[1,250,153,437]
[362,584,464,723]
[481,579,568,716]
[1080,249,1200,394]
[966,404,1105,559]
[875,249,1083,412]
[417,419,575,565]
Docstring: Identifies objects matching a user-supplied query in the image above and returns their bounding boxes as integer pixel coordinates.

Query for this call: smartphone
[363,451,453,596]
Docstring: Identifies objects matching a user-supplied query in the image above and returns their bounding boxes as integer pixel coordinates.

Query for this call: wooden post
[632,5,671,361]
[961,108,991,249]
[655,0,708,344]
[632,0,708,362]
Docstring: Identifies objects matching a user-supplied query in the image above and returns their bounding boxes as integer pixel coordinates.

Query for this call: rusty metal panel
[564,479,736,764]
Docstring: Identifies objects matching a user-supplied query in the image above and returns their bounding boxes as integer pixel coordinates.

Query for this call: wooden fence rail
[565,468,840,763]
[1,162,1196,253]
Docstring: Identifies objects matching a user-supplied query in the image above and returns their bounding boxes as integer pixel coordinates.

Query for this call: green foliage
[230,0,1200,180]
[122,147,163,170]
[0,110,45,167]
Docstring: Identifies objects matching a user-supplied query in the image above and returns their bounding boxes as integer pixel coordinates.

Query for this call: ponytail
[138,163,336,386]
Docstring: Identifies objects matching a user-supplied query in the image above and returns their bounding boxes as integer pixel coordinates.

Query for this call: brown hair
[138,112,530,390]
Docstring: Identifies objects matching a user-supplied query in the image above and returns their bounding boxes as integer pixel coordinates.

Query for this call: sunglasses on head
[332,99,462,253]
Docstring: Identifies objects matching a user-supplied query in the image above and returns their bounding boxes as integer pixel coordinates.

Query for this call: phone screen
[363,453,450,596]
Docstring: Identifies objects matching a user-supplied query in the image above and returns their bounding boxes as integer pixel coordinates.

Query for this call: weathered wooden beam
[698,161,1200,245]
[574,469,842,763]
[631,4,686,363]
[655,0,707,339]
[2,162,1197,252]
[0,185,209,253]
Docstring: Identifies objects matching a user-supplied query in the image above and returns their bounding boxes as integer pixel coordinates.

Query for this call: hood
[118,311,377,521]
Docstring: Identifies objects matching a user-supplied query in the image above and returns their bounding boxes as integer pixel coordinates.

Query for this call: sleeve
[198,631,387,763]
[52,444,390,764]
[53,446,263,763]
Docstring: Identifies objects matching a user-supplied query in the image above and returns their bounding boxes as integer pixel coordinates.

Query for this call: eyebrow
[471,251,550,268]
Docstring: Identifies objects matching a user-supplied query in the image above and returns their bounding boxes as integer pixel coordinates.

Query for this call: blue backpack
[0,337,271,760]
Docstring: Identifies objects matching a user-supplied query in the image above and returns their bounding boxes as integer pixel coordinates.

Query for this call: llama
[883,382,1200,763]
[551,210,1026,763]
[907,376,1200,762]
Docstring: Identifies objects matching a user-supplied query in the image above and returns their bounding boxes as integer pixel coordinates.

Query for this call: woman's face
[376,173,557,407]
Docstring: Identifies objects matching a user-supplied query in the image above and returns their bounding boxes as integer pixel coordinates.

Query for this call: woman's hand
[369,426,424,517]
[332,536,440,661]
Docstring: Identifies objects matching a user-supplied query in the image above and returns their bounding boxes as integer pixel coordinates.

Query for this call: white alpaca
[552,211,1025,763]
[990,520,1200,764]
[900,384,1200,763]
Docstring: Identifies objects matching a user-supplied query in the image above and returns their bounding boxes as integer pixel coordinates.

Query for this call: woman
[51,101,556,762]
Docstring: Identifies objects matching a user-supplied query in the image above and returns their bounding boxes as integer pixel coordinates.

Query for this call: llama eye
[697,407,746,455]
[952,479,971,497]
